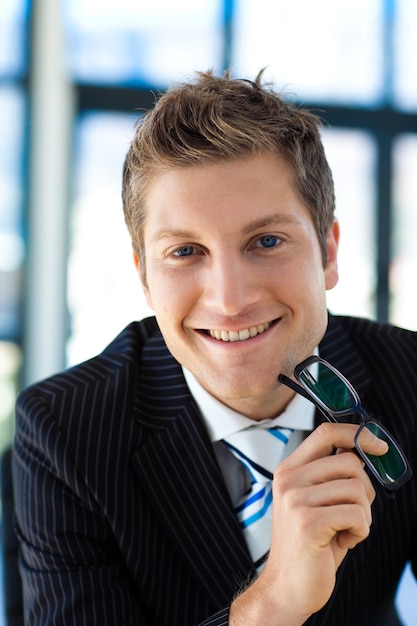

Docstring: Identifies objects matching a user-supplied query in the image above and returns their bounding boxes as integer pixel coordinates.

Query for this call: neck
[219,385,297,421]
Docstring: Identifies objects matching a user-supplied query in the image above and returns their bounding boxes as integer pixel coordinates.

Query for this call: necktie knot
[223,425,293,477]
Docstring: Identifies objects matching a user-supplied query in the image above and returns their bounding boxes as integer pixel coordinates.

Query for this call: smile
[207,321,272,342]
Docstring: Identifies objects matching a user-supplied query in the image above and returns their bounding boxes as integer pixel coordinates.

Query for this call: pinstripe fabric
[13,314,417,626]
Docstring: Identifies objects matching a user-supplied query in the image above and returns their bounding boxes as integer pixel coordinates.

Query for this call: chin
[212,376,278,402]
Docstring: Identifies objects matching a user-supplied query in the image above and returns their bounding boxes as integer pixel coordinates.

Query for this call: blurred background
[0,0,417,624]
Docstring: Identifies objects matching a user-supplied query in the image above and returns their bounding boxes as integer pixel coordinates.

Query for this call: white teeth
[209,322,270,342]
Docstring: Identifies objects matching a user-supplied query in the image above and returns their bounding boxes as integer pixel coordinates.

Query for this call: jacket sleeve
[13,387,150,626]
[13,385,237,626]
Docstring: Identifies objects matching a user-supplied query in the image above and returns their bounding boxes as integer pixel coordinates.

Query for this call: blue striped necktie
[223,426,294,568]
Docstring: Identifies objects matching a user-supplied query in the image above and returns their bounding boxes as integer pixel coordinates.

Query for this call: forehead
[141,152,310,233]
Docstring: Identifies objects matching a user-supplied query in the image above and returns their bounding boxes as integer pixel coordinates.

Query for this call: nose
[203,252,261,316]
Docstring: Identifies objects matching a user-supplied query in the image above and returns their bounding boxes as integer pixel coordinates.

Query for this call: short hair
[122,69,335,279]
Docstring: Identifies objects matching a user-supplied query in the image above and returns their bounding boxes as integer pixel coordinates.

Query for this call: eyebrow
[149,213,302,244]
[241,213,303,234]
[149,228,197,244]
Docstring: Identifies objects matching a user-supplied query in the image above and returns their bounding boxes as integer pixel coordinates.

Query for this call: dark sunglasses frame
[279,355,412,496]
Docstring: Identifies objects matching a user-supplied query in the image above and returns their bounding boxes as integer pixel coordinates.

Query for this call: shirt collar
[182,364,316,443]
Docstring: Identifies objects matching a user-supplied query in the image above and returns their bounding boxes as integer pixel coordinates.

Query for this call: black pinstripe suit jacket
[13,314,417,626]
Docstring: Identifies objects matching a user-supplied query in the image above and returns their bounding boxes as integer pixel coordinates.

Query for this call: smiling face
[135,152,339,419]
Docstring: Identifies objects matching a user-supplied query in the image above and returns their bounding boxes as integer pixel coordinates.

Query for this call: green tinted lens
[299,362,356,412]
[357,422,407,485]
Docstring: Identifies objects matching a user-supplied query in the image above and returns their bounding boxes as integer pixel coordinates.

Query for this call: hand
[230,422,387,626]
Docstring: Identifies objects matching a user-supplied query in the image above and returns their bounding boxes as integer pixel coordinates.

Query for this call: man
[14,71,416,625]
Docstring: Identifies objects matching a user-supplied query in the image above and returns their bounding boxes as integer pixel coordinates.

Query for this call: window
[0,0,27,454]
[64,0,223,86]
[233,0,384,105]
[67,111,152,365]
[323,129,376,318]
[391,135,417,330]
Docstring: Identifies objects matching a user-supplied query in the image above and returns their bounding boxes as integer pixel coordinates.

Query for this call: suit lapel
[130,333,253,606]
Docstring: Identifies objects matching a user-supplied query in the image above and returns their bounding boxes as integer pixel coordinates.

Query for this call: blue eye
[174,245,195,257]
[256,235,280,248]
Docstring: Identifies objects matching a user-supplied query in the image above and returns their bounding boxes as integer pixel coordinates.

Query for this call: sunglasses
[279,356,412,496]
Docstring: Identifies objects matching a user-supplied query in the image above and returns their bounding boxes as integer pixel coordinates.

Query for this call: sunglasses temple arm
[278,374,311,400]
[278,373,338,424]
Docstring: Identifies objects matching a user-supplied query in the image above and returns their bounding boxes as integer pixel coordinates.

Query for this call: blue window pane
[321,129,377,319]
[233,0,384,105]
[394,1,417,110]
[0,86,25,340]
[0,0,28,76]
[67,112,152,365]
[391,135,417,330]
[0,342,21,449]
[63,0,223,86]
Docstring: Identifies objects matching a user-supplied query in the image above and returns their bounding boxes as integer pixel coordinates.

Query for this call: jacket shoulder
[16,318,161,431]
[15,318,163,474]
[20,318,159,392]
[328,314,417,356]
[323,314,417,403]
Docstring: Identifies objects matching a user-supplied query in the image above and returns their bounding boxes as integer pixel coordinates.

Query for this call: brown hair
[122,70,335,279]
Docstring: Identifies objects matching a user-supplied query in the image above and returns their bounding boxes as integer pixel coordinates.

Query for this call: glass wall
[0,0,27,455]
[0,87,24,453]
[233,0,384,105]
[323,129,376,318]
[63,0,223,87]
[394,1,417,110]
[391,135,417,330]
[0,3,27,621]
[67,111,152,365]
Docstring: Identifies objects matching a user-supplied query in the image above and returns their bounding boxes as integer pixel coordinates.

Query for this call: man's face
[135,152,339,419]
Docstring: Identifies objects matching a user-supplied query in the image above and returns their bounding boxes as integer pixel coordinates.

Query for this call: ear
[324,219,340,290]
[132,250,154,310]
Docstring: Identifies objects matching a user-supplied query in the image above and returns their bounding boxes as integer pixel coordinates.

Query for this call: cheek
[146,268,196,321]
[273,255,326,297]
[143,287,154,311]
[286,259,329,318]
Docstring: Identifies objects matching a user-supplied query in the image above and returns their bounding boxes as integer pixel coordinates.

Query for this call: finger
[274,493,372,554]
[331,503,372,549]
[332,509,371,549]
[275,453,376,509]
[304,501,372,549]
[274,468,375,527]
[307,478,373,522]
[355,424,389,455]
[280,422,386,470]
[333,451,376,505]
